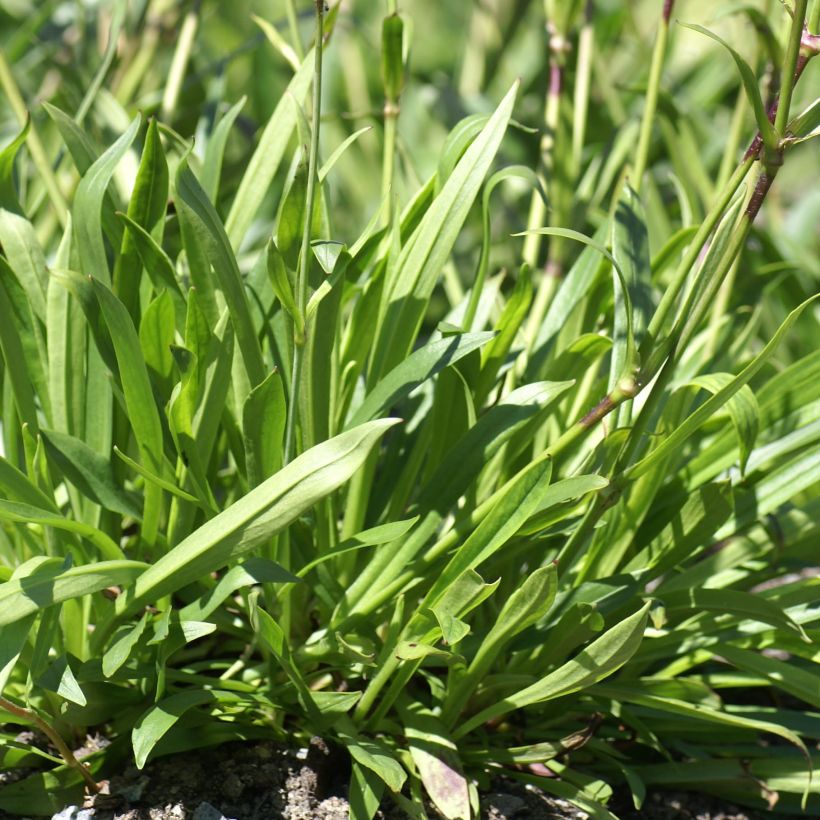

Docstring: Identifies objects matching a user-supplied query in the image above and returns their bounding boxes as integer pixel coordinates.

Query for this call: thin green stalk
[380,8,404,225]
[75,2,124,124]
[632,1,675,193]
[716,88,750,191]
[0,51,68,225]
[283,0,325,466]
[571,1,594,174]
[644,158,753,343]
[519,34,566,369]
[381,113,398,226]
[160,0,200,121]
[115,0,177,104]
[703,257,739,362]
[772,0,808,139]
[285,0,305,62]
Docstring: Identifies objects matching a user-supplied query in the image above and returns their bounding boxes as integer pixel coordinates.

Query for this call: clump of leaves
[0,1,819,818]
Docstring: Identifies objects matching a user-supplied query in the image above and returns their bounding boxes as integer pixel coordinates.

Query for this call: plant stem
[160,0,200,122]
[285,0,305,62]
[773,0,808,139]
[571,1,594,174]
[633,1,675,193]
[0,52,68,226]
[283,0,325,466]
[0,696,99,793]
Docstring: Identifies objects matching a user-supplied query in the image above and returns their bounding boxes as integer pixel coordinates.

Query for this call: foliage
[0,0,819,817]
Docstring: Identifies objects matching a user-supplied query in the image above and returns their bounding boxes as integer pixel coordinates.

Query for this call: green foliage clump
[0,0,819,817]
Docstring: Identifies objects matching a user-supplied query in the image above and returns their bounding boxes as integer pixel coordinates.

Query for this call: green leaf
[626,295,818,480]
[347,332,493,429]
[242,369,286,487]
[476,267,532,397]
[0,265,39,429]
[180,558,297,621]
[252,15,300,70]
[0,614,36,692]
[528,224,609,376]
[786,98,820,144]
[455,602,651,737]
[343,381,572,617]
[248,598,322,724]
[225,52,314,249]
[318,126,372,182]
[37,654,86,706]
[519,475,610,536]
[372,81,518,378]
[40,428,141,518]
[518,226,634,375]
[133,689,235,768]
[661,588,808,641]
[296,517,418,577]
[93,279,165,542]
[0,118,29,213]
[610,183,652,386]
[401,704,469,820]
[117,419,398,617]
[266,240,302,335]
[718,645,820,708]
[594,682,811,786]
[139,290,177,393]
[201,97,246,202]
[276,154,309,270]
[685,374,759,475]
[335,716,407,793]
[0,499,123,560]
[443,565,557,724]
[0,559,146,626]
[102,613,149,677]
[423,457,554,610]
[175,159,266,389]
[679,23,777,156]
[624,483,733,580]
[0,210,48,322]
[348,762,385,820]
[73,115,141,285]
[116,212,185,307]
[113,118,169,320]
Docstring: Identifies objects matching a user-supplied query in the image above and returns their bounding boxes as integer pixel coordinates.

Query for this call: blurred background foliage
[1,0,817,328]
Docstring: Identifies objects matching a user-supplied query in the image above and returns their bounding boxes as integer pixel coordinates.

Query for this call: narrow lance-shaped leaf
[242,369,286,487]
[347,331,494,429]
[0,118,29,213]
[116,419,399,618]
[372,81,518,380]
[73,115,141,285]
[455,602,651,738]
[685,374,759,475]
[225,53,314,249]
[401,703,469,820]
[626,295,818,480]
[0,209,48,322]
[175,159,266,389]
[679,23,777,156]
[610,183,652,387]
[201,97,246,202]
[92,279,165,545]
[0,559,147,627]
[113,118,169,321]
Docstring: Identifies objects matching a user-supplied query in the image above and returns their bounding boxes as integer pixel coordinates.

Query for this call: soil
[0,737,804,820]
